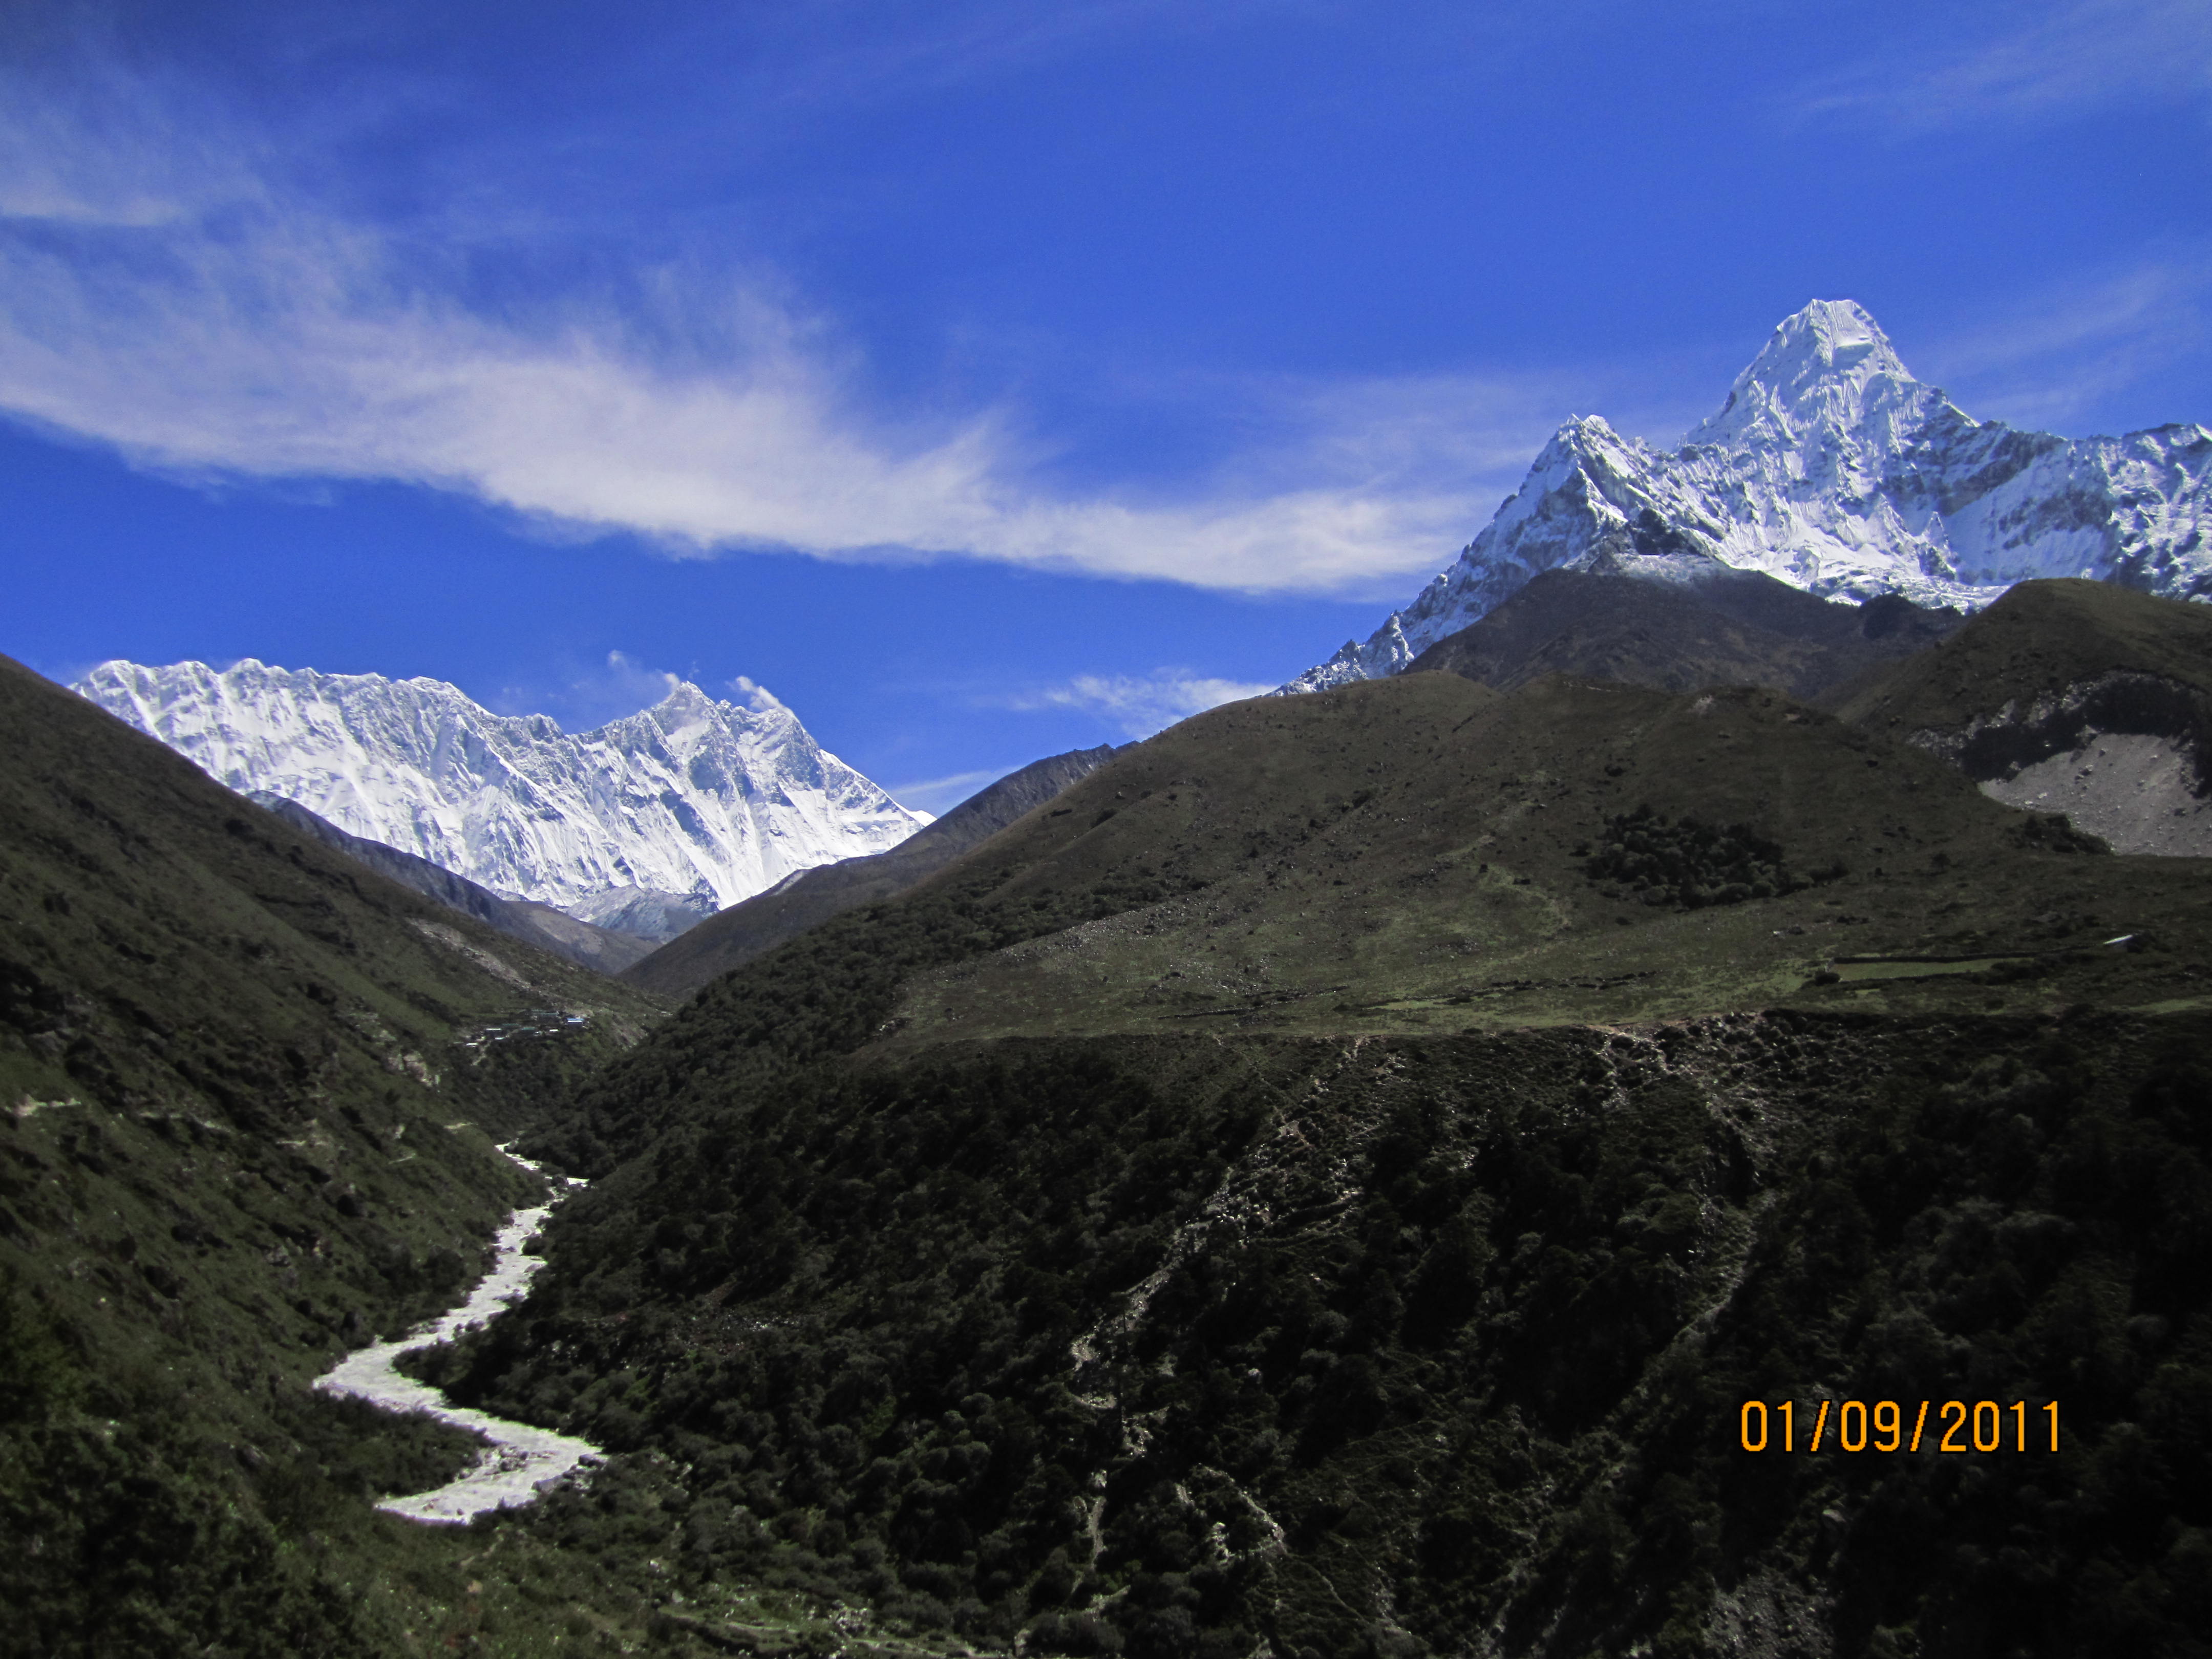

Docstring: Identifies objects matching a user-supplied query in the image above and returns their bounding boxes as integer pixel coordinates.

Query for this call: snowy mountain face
[1286,300,2212,692]
[76,661,929,920]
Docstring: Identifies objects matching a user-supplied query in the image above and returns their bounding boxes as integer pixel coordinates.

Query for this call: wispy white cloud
[881,766,1009,816]
[489,651,827,731]
[1006,669,1273,739]
[1918,254,2212,429]
[723,674,792,715]
[489,648,682,730]
[1796,0,2212,133]
[0,65,1556,597]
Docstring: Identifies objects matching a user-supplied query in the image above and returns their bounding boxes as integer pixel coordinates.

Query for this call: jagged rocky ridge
[75,660,928,922]
[1288,299,2212,692]
[1403,525,1965,701]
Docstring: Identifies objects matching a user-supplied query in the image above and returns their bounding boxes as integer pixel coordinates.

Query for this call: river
[314,1152,603,1524]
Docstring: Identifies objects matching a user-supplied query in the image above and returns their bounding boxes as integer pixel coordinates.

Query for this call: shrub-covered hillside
[423,662,2212,1658]
[435,1012,2212,1658]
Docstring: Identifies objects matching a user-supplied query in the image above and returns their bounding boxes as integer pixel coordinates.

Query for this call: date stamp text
[1739,1399,2058,1453]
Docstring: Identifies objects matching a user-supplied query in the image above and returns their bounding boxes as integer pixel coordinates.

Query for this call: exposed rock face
[74,659,927,918]
[1979,731,2212,857]
[1289,300,2212,693]
[1835,580,2212,856]
[1904,670,2212,857]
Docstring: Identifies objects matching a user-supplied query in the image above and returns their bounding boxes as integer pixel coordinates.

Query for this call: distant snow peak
[1285,297,2212,693]
[76,660,927,913]
[562,884,717,943]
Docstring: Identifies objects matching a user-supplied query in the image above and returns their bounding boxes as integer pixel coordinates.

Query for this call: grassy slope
[423,652,2212,1656]
[878,671,2208,1044]
[0,655,679,1657]
[1837,579,2212,734]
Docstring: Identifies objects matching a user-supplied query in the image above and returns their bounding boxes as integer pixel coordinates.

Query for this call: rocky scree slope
[418,669,2212,1657]
[1290,298,2212,692]
[75,658,928,928]
[1839,579,2212,857]
[0,653,669,1655]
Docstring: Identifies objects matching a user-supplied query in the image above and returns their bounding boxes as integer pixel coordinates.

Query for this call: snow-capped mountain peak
[1694,298,1917,443]
[1284,299,2212,694]
[76,659,929,919]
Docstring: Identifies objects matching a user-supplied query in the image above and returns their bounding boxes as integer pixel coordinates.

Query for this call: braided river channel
[314,1154,602,1524]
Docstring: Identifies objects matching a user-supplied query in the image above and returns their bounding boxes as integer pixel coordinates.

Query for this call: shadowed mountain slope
[624,745,1115,998]
[416,667,2212,1658]
[248,791,658,974]
[1839,579,2212,855]
[1406,526,1964,699]
[0,653,668,1654]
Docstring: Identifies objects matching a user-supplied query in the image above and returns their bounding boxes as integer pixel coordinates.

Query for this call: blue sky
[4,1,2209,810]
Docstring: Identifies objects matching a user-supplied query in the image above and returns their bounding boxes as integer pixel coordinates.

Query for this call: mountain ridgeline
[12,301,2212,1657]
[1403,520,1966,703]
[624,745,1119,999]
[75,657,931,927]
[247,791,662,974]
[393,580,2212,1659]
[1288,299,2212,693]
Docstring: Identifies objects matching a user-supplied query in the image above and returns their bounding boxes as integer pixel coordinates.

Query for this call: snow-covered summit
[1285,299,2212,692]
[1692,298,1923,453]
[76,658,928,917]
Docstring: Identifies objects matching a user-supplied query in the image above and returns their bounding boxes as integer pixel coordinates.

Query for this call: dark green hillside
[626,744,1116,1000]
[1406,555,1961,699]
[446,1015,2212,1659]
[0,655,668,1655]
[411,664,2212,1656]
[533,668,2212,1171]
[1838,579,2212,736]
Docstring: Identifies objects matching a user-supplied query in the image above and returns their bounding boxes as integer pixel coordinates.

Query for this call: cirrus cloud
[1796,0,2212,134]
[1006,669,1274,738]
[0,63,1552,599]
